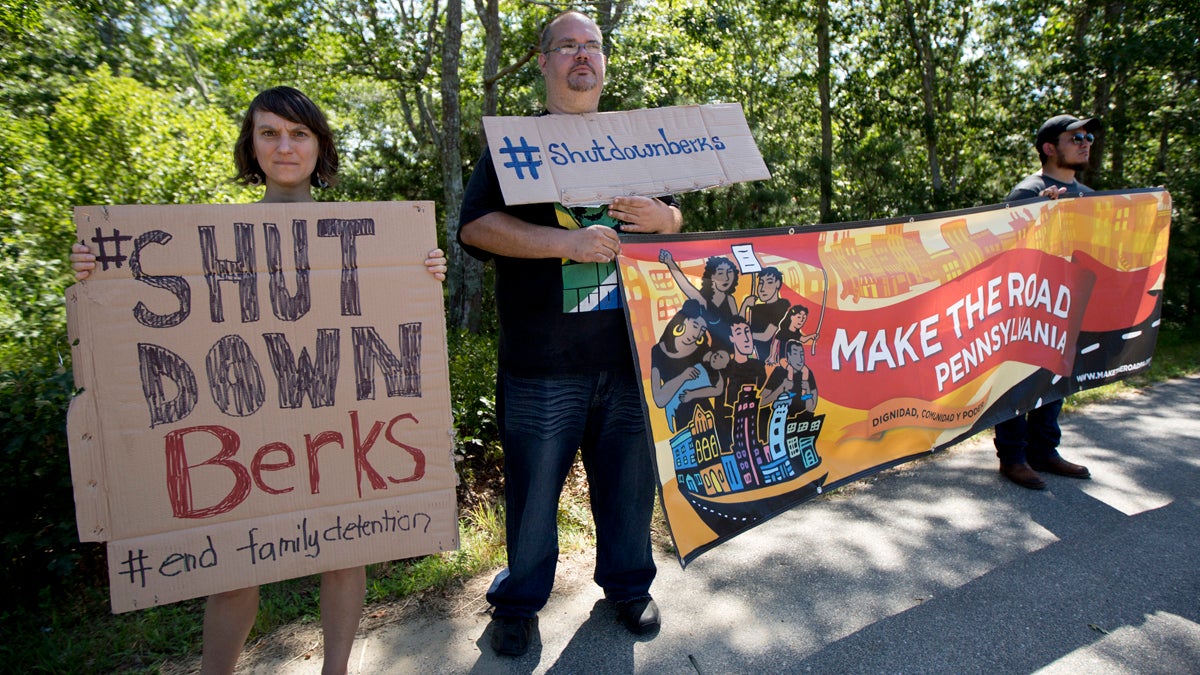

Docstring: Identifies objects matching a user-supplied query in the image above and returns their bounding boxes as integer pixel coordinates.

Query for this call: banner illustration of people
[618,189,1170,564]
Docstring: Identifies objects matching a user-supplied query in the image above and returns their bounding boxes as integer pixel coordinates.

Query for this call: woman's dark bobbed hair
[233,86,338,188]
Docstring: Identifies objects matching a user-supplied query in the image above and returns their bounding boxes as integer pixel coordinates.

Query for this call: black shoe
[1028,455,1091,478]
[489,615,535,656]
[1000,462,1046,490]
[614,596,660,635]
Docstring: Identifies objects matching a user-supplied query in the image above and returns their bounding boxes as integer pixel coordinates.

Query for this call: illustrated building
[674,406,730,496]
[731,385,764,489]
[767,393,793,462]
[670,426,698,471]
[786,415,824,473]
[758,393,797,485]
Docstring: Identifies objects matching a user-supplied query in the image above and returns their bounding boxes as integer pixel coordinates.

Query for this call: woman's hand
[70,243,97,281]
[425,248,447,282]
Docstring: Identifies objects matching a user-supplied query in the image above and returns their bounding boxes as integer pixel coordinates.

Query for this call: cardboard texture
[483,104,771,206]
[616,189,1171,565]
[65,202,457,612]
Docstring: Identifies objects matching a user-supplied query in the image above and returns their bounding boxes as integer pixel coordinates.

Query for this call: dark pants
[993,399,1064,465]
[487,368,657,619]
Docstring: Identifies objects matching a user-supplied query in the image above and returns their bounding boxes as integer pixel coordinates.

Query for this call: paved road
[246,375,1200,674]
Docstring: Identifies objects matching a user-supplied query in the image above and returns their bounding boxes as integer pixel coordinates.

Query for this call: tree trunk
[1154,96,1171,179]
[1089,0,1126,187]
[1069,1,1093,112]
[440,0,480,332]
[1108,75,1126,187]
[818,0,832,223]
[591,0,630,35]
[476,0,500,122]
[899,0,943,204]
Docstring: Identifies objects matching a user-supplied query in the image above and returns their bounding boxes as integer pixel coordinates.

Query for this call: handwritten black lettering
[199,222,259,323]
[263,220,312,321]
[158,536,218,577]
[205,335,266,417]
[352,323,422,400]
[130,229,191,328]
[316,218,374,316]
[138,342,199,427]
[263,329,340,409]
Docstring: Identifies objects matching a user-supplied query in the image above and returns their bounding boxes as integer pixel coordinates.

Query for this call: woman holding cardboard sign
[70,86,446,675]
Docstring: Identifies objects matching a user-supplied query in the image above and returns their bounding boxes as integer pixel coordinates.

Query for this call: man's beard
[1057,154,1089,173]
[567,69,598,92]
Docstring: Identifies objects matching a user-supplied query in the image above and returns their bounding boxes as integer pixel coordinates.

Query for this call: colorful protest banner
[65,202,457,612]
[483,104,771,206]
[617,189,1170,565]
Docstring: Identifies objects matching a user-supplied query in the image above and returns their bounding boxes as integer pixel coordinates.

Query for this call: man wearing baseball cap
[1009,114,1100,200]
[995,114,1099,490]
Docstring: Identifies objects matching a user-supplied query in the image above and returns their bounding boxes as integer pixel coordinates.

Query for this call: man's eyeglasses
[543,41,606,57]
[1070,132,1095,145]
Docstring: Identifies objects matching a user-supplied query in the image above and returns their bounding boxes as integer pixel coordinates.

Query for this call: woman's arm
[682,373,724,402]
[658,249,704,305]
[651,363,700,408]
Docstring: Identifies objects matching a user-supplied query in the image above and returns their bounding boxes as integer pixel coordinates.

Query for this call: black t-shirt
[763,364,817,417]
[722,358,766,411]
[748,297,789,360]
[459,145,677,376]
[764,365,817,398]
[1007,173,1093,201]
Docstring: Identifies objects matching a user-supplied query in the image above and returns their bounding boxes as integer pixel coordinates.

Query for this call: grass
[3,326,1197,672]
[1064,323,1200,409]
[0,500,516,673]
[0,586,204,673]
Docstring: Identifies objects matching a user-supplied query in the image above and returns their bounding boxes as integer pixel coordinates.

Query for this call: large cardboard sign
[483,104,771,206]
[65,202,457,612]
[618,189,1170,565]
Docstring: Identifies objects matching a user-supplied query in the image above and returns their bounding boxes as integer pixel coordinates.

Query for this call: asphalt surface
[246,375,1200,674]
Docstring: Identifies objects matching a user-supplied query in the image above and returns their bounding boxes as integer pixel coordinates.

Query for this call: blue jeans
[487,368,657,619]
[993,399,1063,465]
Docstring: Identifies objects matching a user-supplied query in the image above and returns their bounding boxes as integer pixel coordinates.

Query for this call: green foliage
[446,328,501,497]
[0,0,39,34]
[1064,324,1200,408]
[0,362,105,603]
[0,584,202,673]
[0,66,247,368]
[366,504,507,602]
[53,66,247,207]
[0,111,71,368]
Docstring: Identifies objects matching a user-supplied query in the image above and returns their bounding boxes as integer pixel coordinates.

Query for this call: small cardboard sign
[65,201,458,612]
[483,104,771,206]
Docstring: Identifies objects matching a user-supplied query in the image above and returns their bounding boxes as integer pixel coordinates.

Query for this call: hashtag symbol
[498,136,543,180]
[90,227,134,270]
[118,548,151,588]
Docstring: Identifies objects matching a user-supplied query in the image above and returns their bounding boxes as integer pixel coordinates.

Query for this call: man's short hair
[759,266,783,283]
[1034,114,1100,163]
[540,10,598,53]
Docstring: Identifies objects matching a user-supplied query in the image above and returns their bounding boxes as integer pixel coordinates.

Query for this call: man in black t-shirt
[717,316,767,448]
[995,114,1097,490]
[458,10,682,657]
[742,266,790,361]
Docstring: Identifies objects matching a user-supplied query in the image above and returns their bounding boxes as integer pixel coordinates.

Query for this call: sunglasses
[1070,132,1095,145]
